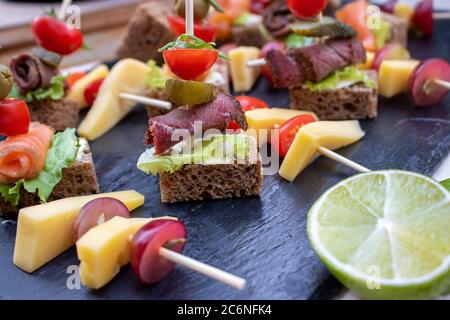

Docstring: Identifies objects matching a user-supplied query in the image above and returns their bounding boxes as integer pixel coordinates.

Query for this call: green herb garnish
[158,34,229,60]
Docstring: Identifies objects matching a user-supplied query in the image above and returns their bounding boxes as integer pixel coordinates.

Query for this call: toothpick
[58,0,72,20]
[433,12,450,20]
[159,247,247,289]
[185,0,194,36]
[317,146,371,173]
[433,79,450,90]
[119,93,173,110]
[246,58,267,68]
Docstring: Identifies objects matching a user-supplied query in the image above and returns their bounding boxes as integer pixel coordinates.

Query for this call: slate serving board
[0,20,449,300]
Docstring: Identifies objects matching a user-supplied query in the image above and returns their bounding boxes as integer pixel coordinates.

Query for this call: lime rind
[307,170,450,299]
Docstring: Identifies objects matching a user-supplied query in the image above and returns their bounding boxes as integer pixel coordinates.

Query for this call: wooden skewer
[185,0,194,36]
[246,58,267,68]
[433,79,450,90]
[317,146,371,173]
[58,0,72,20]
[433,12,450,20]
[159,247,247,289]
[119,93,173,110]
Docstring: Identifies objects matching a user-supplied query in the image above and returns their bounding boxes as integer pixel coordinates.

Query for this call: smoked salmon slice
[0,122,54,184]
[336,0,377,52]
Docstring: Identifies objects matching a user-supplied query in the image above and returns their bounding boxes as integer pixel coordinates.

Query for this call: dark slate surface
[0,21,449,300]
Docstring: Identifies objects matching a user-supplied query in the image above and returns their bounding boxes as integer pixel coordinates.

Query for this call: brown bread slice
[115,0,175,64]
[28,98,79,132]
[0,139,99,218]
[159,138,263,203]
[289,70,378,120]
[382,12,408,47]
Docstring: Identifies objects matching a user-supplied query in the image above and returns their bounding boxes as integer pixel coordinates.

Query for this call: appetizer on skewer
[8,51,79,131]
[138,3,263,203]
[0,105,98,217]
[262,24,378,119]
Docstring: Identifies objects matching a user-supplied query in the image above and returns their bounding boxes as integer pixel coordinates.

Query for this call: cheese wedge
[77,59,149,140]
[378,60,420,98]
[229,47,261,92]
[246,108,318,144]
[279,121,365,182]
[66,64,109,109]
[77,216,176,289]
[13,190,145,273]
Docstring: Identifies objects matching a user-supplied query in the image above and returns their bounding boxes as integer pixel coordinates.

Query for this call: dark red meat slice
[145,93,248,154]
[10,53,59,94]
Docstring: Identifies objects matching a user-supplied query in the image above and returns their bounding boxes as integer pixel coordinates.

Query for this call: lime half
[307,170,450,300]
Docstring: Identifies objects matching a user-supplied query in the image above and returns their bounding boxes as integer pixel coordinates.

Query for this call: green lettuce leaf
[145,60,169,89]
[9,75,67,102]
[137,134,251,175]
[0,128,79,206]
[371,19,391,50]
[305,66,376,92]
[441,178,450,192]
[285,34,315,49]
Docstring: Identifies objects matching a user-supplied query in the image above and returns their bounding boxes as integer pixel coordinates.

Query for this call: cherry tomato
[0,98,30,137]
[271,114,317,157]
[287,0,329,19]
[66,72,86,89]
[72,198,131,241]
[163,49,218,81]
[167,15,216,42]
[209,13,233,40]
[227,120,242,131]
[250,0,271,14]
[130,219,186,284]
[259,41,286,83]
[236,96,269,112]
[84,78,104,106]
[32,16,83,55]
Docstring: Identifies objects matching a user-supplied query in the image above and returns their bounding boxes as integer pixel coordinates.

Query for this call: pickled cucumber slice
[291,17,357,39]
[32,47,62,67]
[166,79,216,106]
[0,64,13,100]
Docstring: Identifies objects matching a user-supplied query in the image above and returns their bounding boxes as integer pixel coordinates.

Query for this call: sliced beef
[145,93,248,155]
[10,53,59,94]
[263,0,296,38]
[266,49,304,88]
[266,38,366,87]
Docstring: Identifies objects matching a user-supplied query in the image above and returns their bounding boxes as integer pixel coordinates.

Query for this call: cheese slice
[229,47,261,92]
[77,59,149,140]
[77,216,176,289]
[13,190,145,273]
[378,60,420,98]
[246,108,318,144]
[66,64,109,109]
[279,121,365,182]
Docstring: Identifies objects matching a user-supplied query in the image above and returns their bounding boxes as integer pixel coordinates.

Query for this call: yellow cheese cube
[78,59,149,141]
[358,51,375,70]
[278,130,318,182]
[77,216,176,289]
[378,60,420,98]
[13,190,145,273]
[66,65,109,109]
[394,3,414,25]
[229,47,261,92]
[279,121,365,182]
[245,108,318,144]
